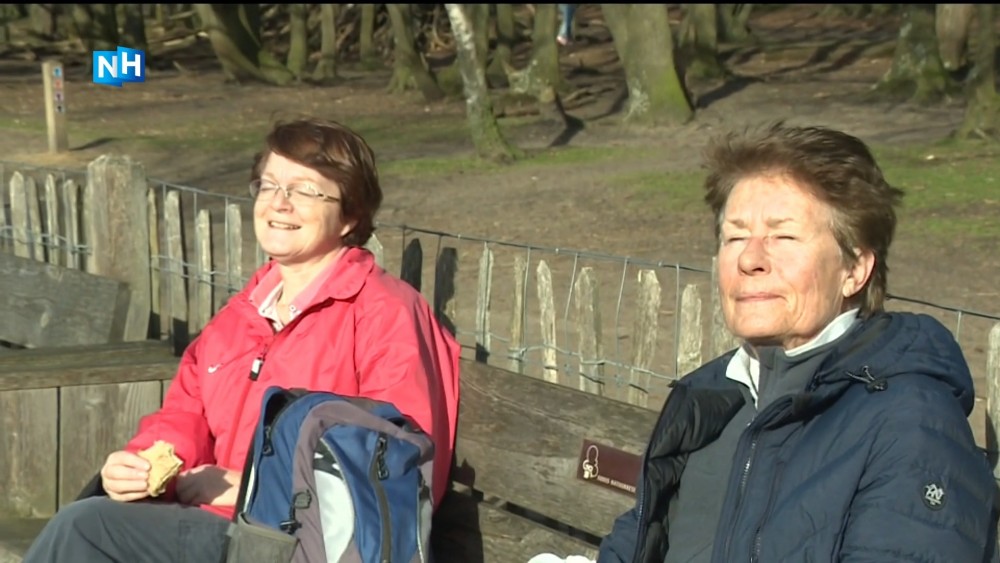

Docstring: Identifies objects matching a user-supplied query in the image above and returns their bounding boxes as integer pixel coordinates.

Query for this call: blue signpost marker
[43,60,68,152]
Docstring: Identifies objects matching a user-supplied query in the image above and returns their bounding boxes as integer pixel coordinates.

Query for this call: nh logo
[92,47,145,87]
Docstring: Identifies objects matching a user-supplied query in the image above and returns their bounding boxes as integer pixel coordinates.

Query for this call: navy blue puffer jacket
[598,312,999,563]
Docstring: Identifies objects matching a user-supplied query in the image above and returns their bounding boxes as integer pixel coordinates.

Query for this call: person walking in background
[557,4,577,46]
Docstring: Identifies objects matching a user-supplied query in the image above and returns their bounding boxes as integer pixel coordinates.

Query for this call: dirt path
[1,5,997,424]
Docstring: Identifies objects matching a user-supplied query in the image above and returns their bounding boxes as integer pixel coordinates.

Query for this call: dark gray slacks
[22,497,230,563]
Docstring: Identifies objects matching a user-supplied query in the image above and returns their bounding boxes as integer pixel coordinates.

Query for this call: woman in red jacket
[24,118,462,563]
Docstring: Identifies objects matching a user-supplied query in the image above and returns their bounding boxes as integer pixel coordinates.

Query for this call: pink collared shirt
[248,250,346,330]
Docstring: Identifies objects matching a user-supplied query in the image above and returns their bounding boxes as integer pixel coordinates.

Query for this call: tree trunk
[194,4,294,86]
[873,4,954,104]
[157,4,174,31]
[936,4,975,72]
[717,4,753,43]
[445,4,519,163]
[312,3,339,83]
[29,4,57,38]
[525,4,564,94]
[956,4,999,139]
[679,4,726,80]
[71,5,119,53]
[286,4,308,79]
[121,4,147,52]
[486,3,515,87]
[602,4,693,125]
[386,3,445,101]
[470,4,490,72]
[359,3,379,68]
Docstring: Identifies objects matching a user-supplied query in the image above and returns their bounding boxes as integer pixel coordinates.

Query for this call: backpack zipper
[371,433,392,563]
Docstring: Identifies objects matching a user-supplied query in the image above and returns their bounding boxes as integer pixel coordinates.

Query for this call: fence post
[508,253,527,374]
[677,284,703,377]
[575,267,603,395]
[629,269,661,408]
[987,322,1000,479]
[84,155,151,341]
[536,259,558,384]
[475,243,493,363]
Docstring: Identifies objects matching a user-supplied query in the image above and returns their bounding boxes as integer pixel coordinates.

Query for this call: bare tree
[312,4,339,83]
[386,3,445,101]
[359,4,379,68]
[936,4,974,72]
[956,4,999,139]
[194,4,294,85]
[679,4,727,80]
[873,5,954,103]
[486,3,516,87]
[286,4,309,79]
[717,4,753,43]
[120,4,147,52]
[445,4,520,162]
[70,4,119,53]
[602,4,693,125]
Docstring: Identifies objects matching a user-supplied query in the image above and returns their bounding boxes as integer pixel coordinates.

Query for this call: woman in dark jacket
[599,123,999,563]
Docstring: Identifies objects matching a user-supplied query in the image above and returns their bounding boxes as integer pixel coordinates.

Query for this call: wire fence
[2,160,998,408]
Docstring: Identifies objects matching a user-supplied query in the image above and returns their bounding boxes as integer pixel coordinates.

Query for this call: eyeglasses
[249,179,340,206]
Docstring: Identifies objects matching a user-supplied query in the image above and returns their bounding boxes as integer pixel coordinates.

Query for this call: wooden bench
[0,253,130,349]
[0,346,659,563]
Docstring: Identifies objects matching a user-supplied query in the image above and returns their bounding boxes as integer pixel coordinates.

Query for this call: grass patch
[875,139,1000,239]
[381,144,661,179]
[617,138,1000,241]
[617,169,707,213]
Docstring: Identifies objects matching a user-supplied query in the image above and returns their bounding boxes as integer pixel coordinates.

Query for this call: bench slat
[0,518,48,561]
[455,361,659,539]
[434,490,598,563]
[0,253,130,349]
[0,340,174,371]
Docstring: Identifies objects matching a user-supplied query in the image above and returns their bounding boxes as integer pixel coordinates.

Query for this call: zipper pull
[249,357,264,381]
[846,365,887,393]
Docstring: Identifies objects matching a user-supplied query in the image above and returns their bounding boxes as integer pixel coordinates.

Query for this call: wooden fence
[2,156,1000,438]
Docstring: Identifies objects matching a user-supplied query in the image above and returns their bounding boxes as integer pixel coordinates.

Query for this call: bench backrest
[0,253,130,348]
[0,348,661,546]
[454,360,659,539]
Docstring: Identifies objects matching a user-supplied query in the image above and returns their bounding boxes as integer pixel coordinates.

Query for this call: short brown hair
[252,118,382,247]
[702,122,904,317]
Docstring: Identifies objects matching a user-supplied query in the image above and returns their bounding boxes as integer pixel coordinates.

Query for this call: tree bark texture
[286,4,309,79]
[936,4,975,71]
[679,4,727,80]
[486,3,515,86]
[386,3,445,101]
[312,3,339,82]
[359,3,379,67]
[194,4,294,86]
[71,5,119,53]
[601,4,694,125]
[874,4,953,104]
[957,4,999,139]
[445,4,519,163]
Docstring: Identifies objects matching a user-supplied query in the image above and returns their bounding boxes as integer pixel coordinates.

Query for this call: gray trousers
[22,497,230,563]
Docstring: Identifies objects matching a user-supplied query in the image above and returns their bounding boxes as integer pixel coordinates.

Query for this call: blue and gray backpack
[225,386,435,563]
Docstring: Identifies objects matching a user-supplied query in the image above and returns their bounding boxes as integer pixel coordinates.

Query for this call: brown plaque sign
[576,439,643,497]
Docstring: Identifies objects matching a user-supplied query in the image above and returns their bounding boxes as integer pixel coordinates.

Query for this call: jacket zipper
[720,428,761,561]
[631,476,649,563]
[749,461,785,563]
[371,433,392,563]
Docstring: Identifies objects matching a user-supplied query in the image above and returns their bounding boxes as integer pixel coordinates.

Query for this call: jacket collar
[230,246,376,318]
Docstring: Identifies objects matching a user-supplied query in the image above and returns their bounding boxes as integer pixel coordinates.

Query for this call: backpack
[224,386,436,563]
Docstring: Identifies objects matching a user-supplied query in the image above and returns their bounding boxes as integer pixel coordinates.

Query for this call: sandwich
[137,440,184,497]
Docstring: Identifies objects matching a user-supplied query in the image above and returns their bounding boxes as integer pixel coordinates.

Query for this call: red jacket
[125,247,461,520]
